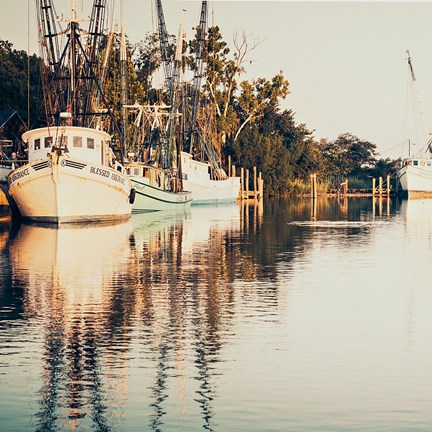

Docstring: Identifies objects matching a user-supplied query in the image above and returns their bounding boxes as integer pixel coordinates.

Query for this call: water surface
[0,197,431,431]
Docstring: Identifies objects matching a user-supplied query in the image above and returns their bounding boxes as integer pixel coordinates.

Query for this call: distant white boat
[397,157,432,197]
[126,162,192,212]
[181,152,240,204]
[8,126,133,224]
[397,51,432,197]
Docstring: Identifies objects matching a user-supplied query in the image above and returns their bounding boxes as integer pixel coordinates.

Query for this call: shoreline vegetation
[0,26,402,197]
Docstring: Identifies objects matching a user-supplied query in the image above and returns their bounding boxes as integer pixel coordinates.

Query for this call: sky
[2,1,432,159]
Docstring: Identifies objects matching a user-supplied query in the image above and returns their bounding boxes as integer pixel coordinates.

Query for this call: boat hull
[8,155,132,224]
[181,151,240,204]
[131,177,192,213]
[397,159,432,197]
[182,177,241,204]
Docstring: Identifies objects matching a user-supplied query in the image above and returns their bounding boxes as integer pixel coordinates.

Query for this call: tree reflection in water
[0,198,403,431]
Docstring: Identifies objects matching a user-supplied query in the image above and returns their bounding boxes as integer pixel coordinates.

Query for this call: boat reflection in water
[5,202,262,431]
[8,221,133,431]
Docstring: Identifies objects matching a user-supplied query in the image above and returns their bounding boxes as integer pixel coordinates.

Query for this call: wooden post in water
[232,165,236,177]
[372,178,376,195]
[228,155,231,177]
[259,172,263,199]
[253,166,257,199]
[246,169,250,199]
[310,173,317,198]
[240,167,244,199]
[379,176,383,195]
[387,175,390,196]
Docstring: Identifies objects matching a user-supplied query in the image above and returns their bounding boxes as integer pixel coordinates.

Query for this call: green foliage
[0,40,43,127]
[1,23,390,196]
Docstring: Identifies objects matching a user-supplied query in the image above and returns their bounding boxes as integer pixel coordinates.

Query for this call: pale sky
[2,1,432,159]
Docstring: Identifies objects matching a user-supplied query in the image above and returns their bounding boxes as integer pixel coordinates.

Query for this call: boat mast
[155,0,173,93]
[120,0,128,151]
[406,49,432,155]
[187,0,207,155]
[36,0,119,132]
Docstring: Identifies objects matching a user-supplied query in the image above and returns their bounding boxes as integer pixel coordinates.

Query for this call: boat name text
[90,166,126,185]
[9,168,30,184]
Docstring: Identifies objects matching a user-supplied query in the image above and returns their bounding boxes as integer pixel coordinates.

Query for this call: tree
[204,26,261,144]
[234,72,289,141]
[320,133,377,179]
[0,40,43,127]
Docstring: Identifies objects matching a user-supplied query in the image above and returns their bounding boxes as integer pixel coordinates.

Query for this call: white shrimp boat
[397,51,432,197]
[127,162,192,212]
[8,126,133,224]
[7,1,134,224]
[181,152,240,204]
[397,157,432,197]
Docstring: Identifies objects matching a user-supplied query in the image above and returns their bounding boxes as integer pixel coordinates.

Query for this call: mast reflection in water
[1,198,432,431]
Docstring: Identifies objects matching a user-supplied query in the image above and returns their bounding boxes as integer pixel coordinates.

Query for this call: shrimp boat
[8,0,133,224]
[396,50,432,197]
[9,124,133,223]
[154,0,240,204]
[123,103,192,213]
[121,14,192,213]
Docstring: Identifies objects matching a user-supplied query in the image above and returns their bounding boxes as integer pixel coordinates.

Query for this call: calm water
[0,197,431,431]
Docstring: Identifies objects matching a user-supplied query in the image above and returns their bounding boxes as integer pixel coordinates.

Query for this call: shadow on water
[0,197,408,431]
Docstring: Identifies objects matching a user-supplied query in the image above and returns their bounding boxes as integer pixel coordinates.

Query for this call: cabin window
[87,138,95,149]
[134,168,140,176]
[413,160,418,166]
[428,161,431,166]
[73,136,83,148]
[44,137,53,148]
[143,168,149,177]
[34,138,41,150]
[421,161,425,166]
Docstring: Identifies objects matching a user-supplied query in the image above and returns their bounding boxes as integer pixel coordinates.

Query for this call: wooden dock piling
[310,173,317,198]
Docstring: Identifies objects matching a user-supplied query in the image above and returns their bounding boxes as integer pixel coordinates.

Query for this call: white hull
[8,155,132,224]
[181,151,240,204]
[397,158,432,196]
[182,177,240,204]
[131,177,192,212]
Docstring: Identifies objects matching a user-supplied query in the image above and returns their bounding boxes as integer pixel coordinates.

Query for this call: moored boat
[397,157,432,197]
[181,151,240,204]
[127,162,192,213]
[7,1,134,224]
[9,126,133,223]
[397,50,432,197]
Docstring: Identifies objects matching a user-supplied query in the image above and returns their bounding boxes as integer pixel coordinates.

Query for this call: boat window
[134,168,140,176]
[44,136,53,148]
[73,136,82,148]
[413,160,418,166]
[143,168,149,177]
[421,161,425,166]
[59,135,68,146]
[34,138,40,150]
[87,138,95,149]
[428,161,432,166]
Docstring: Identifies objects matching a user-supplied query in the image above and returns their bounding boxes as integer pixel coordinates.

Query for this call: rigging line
[403,65,410,152]
[27,0,30,129]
